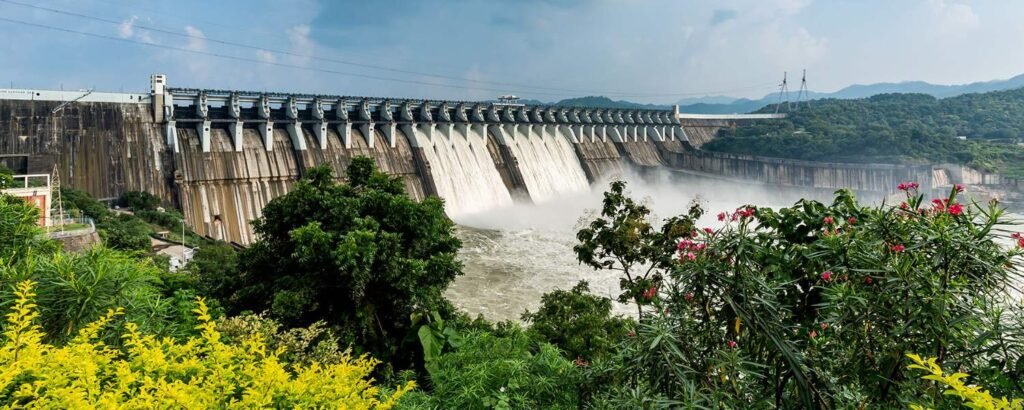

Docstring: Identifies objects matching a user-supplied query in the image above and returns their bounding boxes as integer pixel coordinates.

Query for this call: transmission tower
[775,72,791,114]
[796,69,809,109]
[51,164,65,234]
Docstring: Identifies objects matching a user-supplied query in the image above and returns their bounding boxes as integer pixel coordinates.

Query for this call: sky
[1,0,1023,104]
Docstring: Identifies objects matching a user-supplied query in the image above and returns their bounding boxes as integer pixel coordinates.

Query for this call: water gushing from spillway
[417,125,514,218]
[503,126,590,203]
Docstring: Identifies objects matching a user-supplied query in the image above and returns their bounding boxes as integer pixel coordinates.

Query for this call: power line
[0,15,778,100]
[0,0,774,98]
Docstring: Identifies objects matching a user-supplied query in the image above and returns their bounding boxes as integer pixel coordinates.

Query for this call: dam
[1,75,962,245]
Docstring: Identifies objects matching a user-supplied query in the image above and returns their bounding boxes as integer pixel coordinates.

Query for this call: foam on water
[503,127,590,203]
[418,125,514,218]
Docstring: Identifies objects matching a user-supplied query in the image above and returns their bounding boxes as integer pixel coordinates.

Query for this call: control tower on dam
[1,75,940,245]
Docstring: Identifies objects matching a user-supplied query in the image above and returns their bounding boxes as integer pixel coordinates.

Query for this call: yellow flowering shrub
[907,354,1023,410]
[0,280,414,408]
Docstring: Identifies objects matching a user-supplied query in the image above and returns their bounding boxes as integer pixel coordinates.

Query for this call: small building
[1,174,52,226]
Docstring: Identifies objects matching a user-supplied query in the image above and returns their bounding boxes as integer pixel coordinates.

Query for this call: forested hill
[702,88,1024,178]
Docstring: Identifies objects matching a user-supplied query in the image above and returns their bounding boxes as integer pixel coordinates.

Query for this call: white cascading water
[418,124,514,218]
[503,125,590,203]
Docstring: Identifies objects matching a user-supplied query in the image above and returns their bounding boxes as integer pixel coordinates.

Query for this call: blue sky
[1,0,1022,104]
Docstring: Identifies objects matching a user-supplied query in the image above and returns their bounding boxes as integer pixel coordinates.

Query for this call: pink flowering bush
[576,181,1024,408]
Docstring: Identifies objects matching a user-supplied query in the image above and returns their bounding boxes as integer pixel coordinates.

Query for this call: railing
[46,216,96,238]
[8,174,50,189]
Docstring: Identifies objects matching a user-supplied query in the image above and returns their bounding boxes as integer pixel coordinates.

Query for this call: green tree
[119,191,161,212]
[217,157,462,370]
[60,188,111,221]
[190,241,240,299]
[522,280,631,362]
[98,213,151,252]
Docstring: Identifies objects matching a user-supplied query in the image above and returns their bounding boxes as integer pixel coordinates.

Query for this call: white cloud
[925,0,979,35]
[183,26,210,80]
[256,50,277,63]
[184,26,207,51]
[286,24,314,65]
[117,16,155,44]
[118,16,136,39]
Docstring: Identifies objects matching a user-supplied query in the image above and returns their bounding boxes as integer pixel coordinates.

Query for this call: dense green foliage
[97,213,152,252]
[401,329,583,409]
[704,90,1024,177]
[208,158,463,370]
[522,280,631,361]
[0,195,52,260]
[0,165,12,189]
[574,181,1024,408]
[60,188,111,221]
[118,190,161,212]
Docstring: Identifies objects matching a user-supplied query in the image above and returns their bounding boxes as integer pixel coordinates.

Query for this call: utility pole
[796,69,809,109]
[775,72,790,114]
[51,164,64,234]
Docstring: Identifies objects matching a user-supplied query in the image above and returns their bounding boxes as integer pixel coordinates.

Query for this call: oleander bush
[575,181,1024,408]
[0,280,413,408]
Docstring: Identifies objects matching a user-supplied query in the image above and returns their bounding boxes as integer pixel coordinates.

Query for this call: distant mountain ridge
[512,74,1024,114]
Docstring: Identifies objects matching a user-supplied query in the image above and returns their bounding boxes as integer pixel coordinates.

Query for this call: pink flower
[685,252,697,261]
[847,217,857,225]
[864,276,873,285]
[574,356,590,367]
[1011,233,1022,240]
[717,212,727,221]
[889,244,905,253]
[954,184,965,193]
[823,216,834,225]
[731,213,739,221]
[900,202,909,210]
[727,340,738,349]
[948,203,964,216]
[897,182,908,191]
[684,292,694,301]
[820,322,829,330]
[642,286,657,301]
[704,227,714,235]
[821,271,833,282]
[1018,238,1024,248]
[809,330,817,339]
[911,182,920,190]
[693,243,707,252]
[677,240,692,250]
[628,329,635,337]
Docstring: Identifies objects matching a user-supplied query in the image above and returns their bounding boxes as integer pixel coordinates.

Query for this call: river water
[446,171,817,322]
[446,172,1024,322]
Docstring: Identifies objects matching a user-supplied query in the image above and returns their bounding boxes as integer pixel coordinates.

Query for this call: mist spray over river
[446,170,832,322]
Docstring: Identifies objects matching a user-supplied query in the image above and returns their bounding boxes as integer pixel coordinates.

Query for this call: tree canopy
[207,157,463,370]
[704,89,1024,177]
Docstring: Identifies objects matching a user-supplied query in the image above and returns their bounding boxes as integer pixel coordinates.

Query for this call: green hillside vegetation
[703,89,1024,178]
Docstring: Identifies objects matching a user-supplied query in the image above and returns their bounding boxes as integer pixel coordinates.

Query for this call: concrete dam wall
[0,98,172,203]
[2,82,968,245]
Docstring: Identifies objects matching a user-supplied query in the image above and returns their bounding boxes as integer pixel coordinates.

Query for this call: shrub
[0,248,195,343]
[60,188,110,221]
[135,208,184,230]
[575,182,1024,408]
[0,281,414,408]
[0,194,52,260]
[0,165,12,189]
[217,313,345,368]
[523,280,631,362]
[906,354,1023,410]
[98,214,151,252]
[118,191,161,212]
[400,329,582,409]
